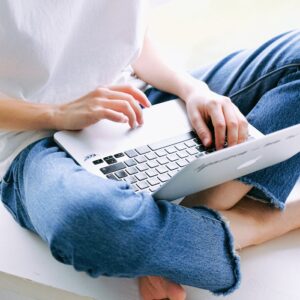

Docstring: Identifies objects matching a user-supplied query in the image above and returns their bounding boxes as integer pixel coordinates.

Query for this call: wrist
[45,104,63,130]
[176,74,210,102]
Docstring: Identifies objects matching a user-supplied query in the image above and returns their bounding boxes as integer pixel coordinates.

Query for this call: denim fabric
[1,137,240,295]
[146,30,300,209]
[1,30,300,295]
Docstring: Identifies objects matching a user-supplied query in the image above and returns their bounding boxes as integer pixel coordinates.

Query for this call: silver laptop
[54,99,300,201]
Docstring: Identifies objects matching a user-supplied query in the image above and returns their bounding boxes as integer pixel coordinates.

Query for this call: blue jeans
[1,30,300,295]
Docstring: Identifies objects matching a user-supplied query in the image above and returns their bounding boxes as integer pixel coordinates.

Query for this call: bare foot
[138,276,186,300]
[222,197,300,249]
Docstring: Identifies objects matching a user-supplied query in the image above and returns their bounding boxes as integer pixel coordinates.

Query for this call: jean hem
[199,206,241,296]
[237,177,285,210]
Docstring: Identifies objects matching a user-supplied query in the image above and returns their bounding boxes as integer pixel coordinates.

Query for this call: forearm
[132,33,209,101]
[0,98,57,131]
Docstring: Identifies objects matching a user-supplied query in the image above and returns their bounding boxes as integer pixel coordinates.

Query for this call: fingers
[208,101,226,150]
[93,86,148,127]
[95,98,138,128]
[222,99,239,147]
[109,84,152,108]
[188,107,212,147]
[208,97,249,149]
[96,108,129,124]
[107,90,144,125]
[234,106,249,143]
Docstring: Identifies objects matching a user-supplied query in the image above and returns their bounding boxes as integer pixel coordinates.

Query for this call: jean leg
[237,71,300,208]
[146,30,300,207]
[0,137,240,295]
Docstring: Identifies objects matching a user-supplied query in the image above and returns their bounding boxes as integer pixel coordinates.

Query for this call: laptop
[54,99,300,201]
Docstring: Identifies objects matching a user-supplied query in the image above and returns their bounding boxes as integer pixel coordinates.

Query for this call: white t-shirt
[0,0,150,179]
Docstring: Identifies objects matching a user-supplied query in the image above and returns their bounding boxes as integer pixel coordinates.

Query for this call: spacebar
[149,131,196,151]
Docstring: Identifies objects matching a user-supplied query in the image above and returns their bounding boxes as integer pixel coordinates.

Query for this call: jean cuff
[237,177,285,210]
[197,206,241,296]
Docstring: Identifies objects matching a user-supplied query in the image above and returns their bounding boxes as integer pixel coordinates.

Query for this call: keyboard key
[167,162,178,171]
[135,172,148,181]
[156,165,168,174]
[100,162,126,174]
[185,140,196,147]
[137,180,149,190]
[177,150,189,158]
[166,146,177,154]
[106,174,118,180]
[124,159,137,167]
[135,155,147,164]
[187,147,199,155]
[146,169,158,177]
[147,177,160,186]
[169,170,178,177]
[147,160,159,168]
[126,166,139,175]
[206,147,216,153]
[196,145,206,152]
[156,149,167,157]
[195,152,205,158]
[104,156,117,165]
[114,153,125,158]
[149,185,160,192]
[193,138,202,145]
[158,173,171,182]
[125,176,137,184]
[186,156,197,163]
[149,131,196,151]
[167,153,179,162]
[157,157,169,165]
[132,184,139,192]
[177,159,189,167]
[175,143,187,151]
[136,145,151,155]
[137,163,149,172]
[93,159,104,165]
[115,170,128,179]
[125,149,138,158]
[145,152,157,160]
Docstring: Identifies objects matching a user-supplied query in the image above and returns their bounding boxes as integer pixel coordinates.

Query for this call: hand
[139,276,186,300]
[184,83,249,150]
[53,85,151,130]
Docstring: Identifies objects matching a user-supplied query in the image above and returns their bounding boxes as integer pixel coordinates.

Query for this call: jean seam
[229,62,300,100]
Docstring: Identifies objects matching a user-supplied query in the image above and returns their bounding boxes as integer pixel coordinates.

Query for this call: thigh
[1,137,131,240]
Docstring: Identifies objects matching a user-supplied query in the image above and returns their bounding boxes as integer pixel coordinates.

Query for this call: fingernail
[203,138,210,146]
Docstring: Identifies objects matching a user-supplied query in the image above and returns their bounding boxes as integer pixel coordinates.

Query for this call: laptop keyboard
[92,130,221,193]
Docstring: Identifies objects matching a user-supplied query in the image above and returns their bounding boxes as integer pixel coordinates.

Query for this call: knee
[48,181,152,276]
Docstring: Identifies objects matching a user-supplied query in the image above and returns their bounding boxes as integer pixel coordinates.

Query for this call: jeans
[1,30,300,295]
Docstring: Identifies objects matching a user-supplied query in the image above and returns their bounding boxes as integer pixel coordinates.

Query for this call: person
[0,1,299,299]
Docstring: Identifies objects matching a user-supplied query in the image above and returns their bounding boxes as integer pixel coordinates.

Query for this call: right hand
[53,85,151,130]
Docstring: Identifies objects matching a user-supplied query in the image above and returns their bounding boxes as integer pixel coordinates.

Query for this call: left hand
[139,276,186,300]
[184,83,249,150]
